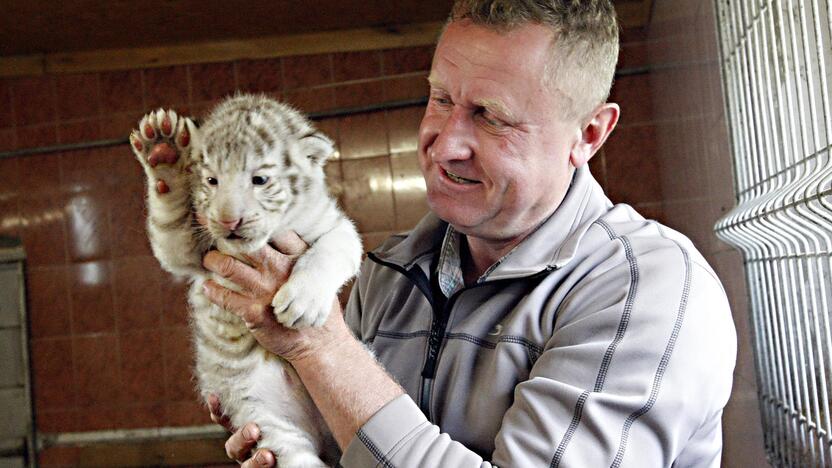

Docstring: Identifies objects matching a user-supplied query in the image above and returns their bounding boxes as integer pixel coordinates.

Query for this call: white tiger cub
[129,94,362,467]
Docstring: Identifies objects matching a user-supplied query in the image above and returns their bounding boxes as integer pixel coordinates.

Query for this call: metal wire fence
[714,0,832,465]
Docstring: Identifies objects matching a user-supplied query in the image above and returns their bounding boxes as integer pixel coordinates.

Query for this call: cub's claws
[161,115,172,136]
[130,132,143,152]
[179,127,190,147]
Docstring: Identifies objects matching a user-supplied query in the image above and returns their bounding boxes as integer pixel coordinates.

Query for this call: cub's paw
[129,109,196,193]
[271,272,332,329]
[272,452,328,468]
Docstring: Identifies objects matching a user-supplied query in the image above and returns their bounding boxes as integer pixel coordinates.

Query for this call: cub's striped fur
[130,94,362,467]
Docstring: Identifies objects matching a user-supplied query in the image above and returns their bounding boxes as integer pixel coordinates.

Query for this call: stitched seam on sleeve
[357,429,395,468]
[380,421,433,465]
[592,220,639,392]
[444,332,543,359]
[609,243,692,468]
[375,330,431,340]
[549,219,639,468]
[549,390,591,468]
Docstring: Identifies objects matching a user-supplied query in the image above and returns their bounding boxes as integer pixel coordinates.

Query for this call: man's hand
[201,231,345,362]
[202,231,400,451]
[208,394,276,467]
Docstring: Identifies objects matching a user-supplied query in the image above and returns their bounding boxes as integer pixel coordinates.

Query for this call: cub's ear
[301,132,336,166]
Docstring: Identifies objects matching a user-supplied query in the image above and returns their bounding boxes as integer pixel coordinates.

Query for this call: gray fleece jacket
[341,166,737,467]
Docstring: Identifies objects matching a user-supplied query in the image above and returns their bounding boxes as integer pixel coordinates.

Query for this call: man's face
[419,20,582,244]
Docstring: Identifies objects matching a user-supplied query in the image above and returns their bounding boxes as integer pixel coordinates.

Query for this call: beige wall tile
[341,156,395,233]
[390,151,429,231]
[387,106,424,154]
[339,112,389,160]
[315,117,341,157]
[656,120,710,203]
[361,230,398,253]
[663,199,726,255]
[722,380,769,467]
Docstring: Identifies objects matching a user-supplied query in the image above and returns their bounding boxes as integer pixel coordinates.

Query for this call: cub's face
[192,129,334,255]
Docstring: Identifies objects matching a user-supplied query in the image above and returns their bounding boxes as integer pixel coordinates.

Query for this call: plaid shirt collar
[436,225,512,297]
[436,225,465,297]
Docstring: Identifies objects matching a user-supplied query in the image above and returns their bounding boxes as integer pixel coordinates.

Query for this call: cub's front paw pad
[129,109,195,192]
[148,143,179,167]
[271,274,331,329]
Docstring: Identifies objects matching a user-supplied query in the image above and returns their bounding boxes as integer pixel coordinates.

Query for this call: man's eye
[206,177,218,186]
[480,112,505,128]
[252,176,269,185]
[431,95,451,106]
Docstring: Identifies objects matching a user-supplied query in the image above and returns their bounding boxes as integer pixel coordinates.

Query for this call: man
[202,1,737,466]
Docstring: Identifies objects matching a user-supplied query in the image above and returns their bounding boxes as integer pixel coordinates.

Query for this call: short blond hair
[450,0,619,121]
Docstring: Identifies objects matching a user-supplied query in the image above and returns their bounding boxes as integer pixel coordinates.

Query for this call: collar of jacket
[370,165,613,281]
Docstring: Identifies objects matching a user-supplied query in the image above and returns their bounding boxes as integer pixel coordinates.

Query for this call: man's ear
[570,103,620,168]
[301,132,336,166]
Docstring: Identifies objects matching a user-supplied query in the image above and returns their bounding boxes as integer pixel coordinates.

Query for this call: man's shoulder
[587,204,715,274]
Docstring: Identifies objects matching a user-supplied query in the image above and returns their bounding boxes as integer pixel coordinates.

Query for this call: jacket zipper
[420,290,465,420]
[367,252,446,418]
[367,252,556,420]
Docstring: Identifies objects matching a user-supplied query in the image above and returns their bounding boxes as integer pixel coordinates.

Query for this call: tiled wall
[0,46,434,465]
[1,27,688,466]
[602,27,666,224]
[647,1,768,465]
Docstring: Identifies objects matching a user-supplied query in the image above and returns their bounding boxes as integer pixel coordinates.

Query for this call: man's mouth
[444,168,479,184]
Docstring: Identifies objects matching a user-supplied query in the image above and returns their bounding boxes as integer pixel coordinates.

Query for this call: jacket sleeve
[340,245,737,467]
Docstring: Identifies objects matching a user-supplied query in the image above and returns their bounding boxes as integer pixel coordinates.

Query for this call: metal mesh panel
[714,0,832,465]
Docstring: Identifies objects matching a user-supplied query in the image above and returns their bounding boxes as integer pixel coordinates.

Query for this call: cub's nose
[218,218,241,231]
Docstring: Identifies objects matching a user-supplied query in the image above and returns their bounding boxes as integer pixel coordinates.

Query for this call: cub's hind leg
[130,109,206,277]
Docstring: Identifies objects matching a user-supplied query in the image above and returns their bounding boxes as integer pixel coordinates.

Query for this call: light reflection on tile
[20,193,68,266]
[65,190,111,262]
[387,106,424,154]
[76,261,105,286]
[0,197,21,238]
[390,151,429,231]
[341,156,395,233]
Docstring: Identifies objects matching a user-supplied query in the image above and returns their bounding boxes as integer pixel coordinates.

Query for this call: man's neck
[460,235,523,286]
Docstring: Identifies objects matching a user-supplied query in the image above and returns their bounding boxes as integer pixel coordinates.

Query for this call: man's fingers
[241,449,276,468]
[224,423,262,463]
[202,280,243,311]
[203,251,268,296]
[242,244,294,279]
[272,230,308,256]
[203,280,263,320]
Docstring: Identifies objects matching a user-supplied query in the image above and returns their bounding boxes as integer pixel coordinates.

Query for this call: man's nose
[430,109,475,162]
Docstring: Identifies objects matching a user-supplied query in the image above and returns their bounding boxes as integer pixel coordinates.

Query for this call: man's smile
[443,168,480,184]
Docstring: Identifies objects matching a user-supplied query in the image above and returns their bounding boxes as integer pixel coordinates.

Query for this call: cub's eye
[252,176,269,186]
[206,177,218,186]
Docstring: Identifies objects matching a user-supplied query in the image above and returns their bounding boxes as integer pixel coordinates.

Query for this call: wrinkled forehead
[435,20,554,83]
[431,21,566,122]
